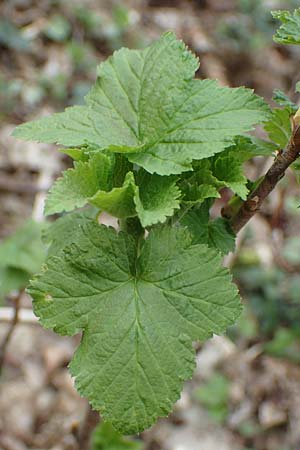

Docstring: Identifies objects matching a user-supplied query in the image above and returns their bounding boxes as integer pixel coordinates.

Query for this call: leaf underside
[28,222,241,434]
[264,108,292,148]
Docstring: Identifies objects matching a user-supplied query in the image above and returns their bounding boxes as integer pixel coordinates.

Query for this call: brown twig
[227,120,300,233]
[0,291,22,374]
[75,403,99,450]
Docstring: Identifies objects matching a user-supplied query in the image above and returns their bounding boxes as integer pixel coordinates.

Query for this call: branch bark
[226,121,300,233]
[75,404,99,450]
[0,292,22,373]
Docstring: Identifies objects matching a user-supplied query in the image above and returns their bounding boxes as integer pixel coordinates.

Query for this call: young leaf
[133,172,181,227]
[273,89,298,112]
[272,9,300,45]
[89,172,137,218]
[45,153,113,215]
[13,33,270,176]
[180,161,221,205]
[220,135,276,161]
[28,222,241,434]
[264,108,292,148]
[182,203,236,255]
[212,153,248,200]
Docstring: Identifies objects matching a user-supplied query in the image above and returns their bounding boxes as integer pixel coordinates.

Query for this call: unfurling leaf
[272,9,300,45]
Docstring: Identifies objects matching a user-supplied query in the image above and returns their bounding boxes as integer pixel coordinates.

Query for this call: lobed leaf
[272,9,300,45]
[13,33,270,176]
[28,222,241,434]
[46,153,182,226]
[45,153,113,215]
[133,172,181,227]
[89,172,137,218]
[182,203,236,255]
[212,153,248,200]
[264,108,292,148]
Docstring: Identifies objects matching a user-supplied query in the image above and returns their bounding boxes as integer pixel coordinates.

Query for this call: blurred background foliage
[1,1,300,449]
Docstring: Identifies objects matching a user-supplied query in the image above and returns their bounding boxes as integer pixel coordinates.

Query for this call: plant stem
[226,121,300,233]
[0,291,22,374]
[76,404,99,450]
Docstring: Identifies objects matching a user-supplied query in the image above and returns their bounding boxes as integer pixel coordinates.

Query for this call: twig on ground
[74,403,100,450]
[0,307,38,324]
[0,291,23,373]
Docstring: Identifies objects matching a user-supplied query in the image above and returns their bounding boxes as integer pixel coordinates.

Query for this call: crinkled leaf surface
[182,203,236,255]
[264,108,292,148]
[179,134,274,206]
[43,209,97,257]
[89,172,137,218]
[180,160,221,205]
[212,153,248,200]
[272,9,300,45]
[134,172,181,227]
[222,135,276,160]
[46,150,182,225]
[28,222,241,434]
[45,154,113,215]
[13,33,270,175]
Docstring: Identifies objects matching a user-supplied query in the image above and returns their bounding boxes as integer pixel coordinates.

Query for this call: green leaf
[273,89,298,112]
[128,79,270,175]
[0,19,30,51]
[264,108,292,148]
[28,222,241,434]
[196,373,230,423]
[89,172,137,218]
[226,135,276,160]
[92,422,143,450]
[180,161,221,205]
[0,267,30,298]
[47,155,180,224]
[134,172,181,227]
[182,203,236,255]
[0,220,46,297]
[43,209,98,257]
[0,220,46,274]
[44,15,71,42]
[180,136,275,206]
[272,9,300,45]
[13,33,270,176]
[212,153,248,200]
[59,147,89,161]
[45,153,113,216]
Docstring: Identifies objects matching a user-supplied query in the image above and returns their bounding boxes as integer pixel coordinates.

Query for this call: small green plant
[91,422,143,450]
[0,220,46,300]
[196,373,230,423]
[12,9,300,435]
